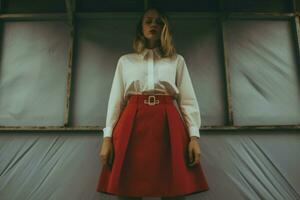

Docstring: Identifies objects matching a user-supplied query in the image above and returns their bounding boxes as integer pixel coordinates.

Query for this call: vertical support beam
[286,0,300,126]
[0,0,3,13]
[0,0,4,102]
[144,0,148,10]
[291,0,296,12]
[218,0,234,126]
[64,0,76,126]
[292,15,300,88]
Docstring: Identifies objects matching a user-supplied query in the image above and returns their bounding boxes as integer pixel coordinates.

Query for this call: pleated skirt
[96,94,209,198]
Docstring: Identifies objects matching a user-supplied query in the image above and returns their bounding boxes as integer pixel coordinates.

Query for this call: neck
[146,39,160,49]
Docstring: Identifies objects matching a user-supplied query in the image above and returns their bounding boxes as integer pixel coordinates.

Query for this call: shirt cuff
[188,126,200,138]
[103,127,113,138]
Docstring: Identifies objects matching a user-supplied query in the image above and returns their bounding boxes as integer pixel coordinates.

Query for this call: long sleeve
[176,56,201,138]
[102,56,126,138]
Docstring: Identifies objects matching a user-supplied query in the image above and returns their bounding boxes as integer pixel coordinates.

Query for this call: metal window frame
[0,0,300,133]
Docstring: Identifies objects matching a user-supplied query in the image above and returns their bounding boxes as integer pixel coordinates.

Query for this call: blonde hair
[132,7,177,58]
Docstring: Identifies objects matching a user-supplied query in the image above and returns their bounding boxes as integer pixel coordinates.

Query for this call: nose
[150,21,157,27]
[149,19,159,26]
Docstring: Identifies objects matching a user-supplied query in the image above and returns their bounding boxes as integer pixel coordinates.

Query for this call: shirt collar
[140,47,162,59]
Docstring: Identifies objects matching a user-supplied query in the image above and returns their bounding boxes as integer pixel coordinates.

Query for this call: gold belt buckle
[144,95,160,106]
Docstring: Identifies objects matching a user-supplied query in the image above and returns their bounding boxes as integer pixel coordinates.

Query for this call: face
[142,9,164,41]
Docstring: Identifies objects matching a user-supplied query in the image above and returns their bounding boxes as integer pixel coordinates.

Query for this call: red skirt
[96,94,209,197]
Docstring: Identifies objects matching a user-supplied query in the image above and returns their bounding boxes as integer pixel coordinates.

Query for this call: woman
[96,6,209,200]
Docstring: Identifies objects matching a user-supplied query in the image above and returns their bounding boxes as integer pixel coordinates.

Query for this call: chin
[147,35,159,39]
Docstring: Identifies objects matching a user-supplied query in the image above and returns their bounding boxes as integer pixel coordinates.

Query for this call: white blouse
[102,47,202,139]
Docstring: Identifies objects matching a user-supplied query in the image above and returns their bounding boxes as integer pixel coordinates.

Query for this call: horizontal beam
[0,13,68,21]
[0,125,300,132]
[0,12,298,21]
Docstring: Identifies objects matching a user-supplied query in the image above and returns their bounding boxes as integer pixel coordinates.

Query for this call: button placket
[147,50,154,90]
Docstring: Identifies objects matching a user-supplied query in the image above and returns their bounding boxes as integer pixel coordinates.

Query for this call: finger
[189,160,197,166]
[189,148,194,163]
[108,151,114,168]
[189,157,199,166]
[102,158,107,166]
[188,152,200,166]
[194,153,201,164]
[101,157,108,166]
[188,155,197,166]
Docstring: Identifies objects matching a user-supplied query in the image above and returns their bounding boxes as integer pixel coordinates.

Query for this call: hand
[99,137,114,169]
[188,137,201,167]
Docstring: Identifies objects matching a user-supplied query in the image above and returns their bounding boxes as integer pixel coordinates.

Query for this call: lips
[150,30,157,34]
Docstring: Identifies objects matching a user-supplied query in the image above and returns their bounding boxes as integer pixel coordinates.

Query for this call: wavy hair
[132,6,176,58]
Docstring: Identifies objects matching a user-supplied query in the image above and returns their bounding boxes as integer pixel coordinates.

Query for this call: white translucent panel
[224,0,292,12]
[72,16,226,127]
[172,18,226,125]
[71,17,138,126]
[0,131,299,199]
[0,21,69,126]
[226,20,300,125]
